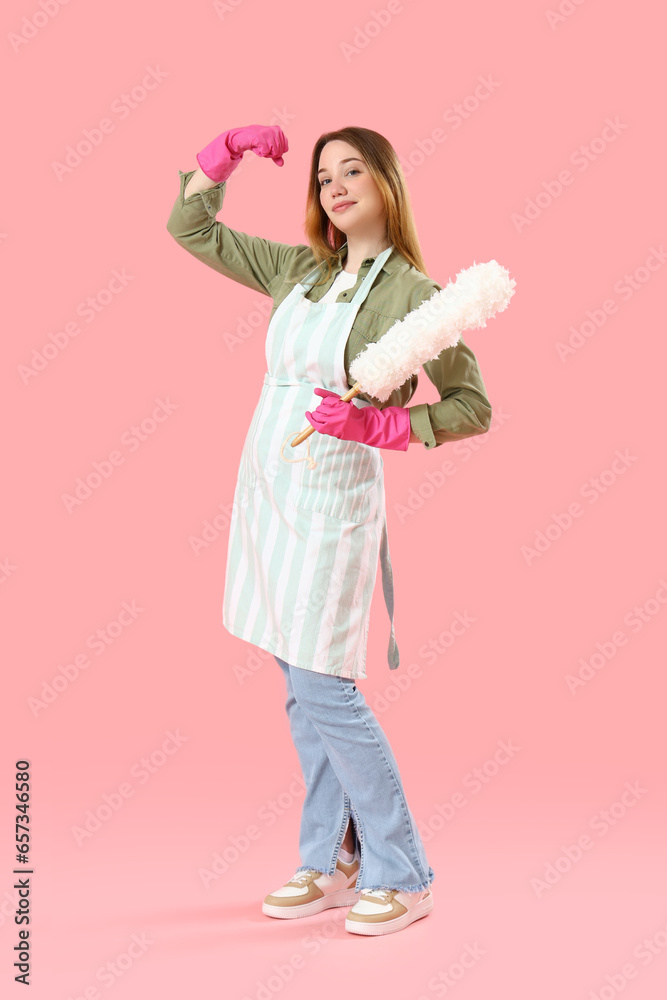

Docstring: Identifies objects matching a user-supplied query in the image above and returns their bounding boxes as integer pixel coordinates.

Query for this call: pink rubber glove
[305,388,411,451]
[196,124,288,183]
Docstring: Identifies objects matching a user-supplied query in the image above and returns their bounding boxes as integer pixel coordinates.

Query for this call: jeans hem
[294,864,330,876]
[356,866,436,894]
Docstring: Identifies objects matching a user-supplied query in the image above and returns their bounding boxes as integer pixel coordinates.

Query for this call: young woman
[167,124,492,936]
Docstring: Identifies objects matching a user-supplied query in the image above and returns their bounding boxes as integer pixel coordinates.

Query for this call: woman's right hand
[196,125,288,183]
[226,125,288,164]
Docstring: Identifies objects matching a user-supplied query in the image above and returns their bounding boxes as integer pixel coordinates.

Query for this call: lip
[332,201,356,212]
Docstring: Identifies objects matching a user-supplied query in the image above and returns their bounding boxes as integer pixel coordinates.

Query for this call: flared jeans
[274,655,435,893]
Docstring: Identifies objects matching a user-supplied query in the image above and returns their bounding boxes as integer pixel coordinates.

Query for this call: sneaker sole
[345,893,433,936]
[262,887,359,919]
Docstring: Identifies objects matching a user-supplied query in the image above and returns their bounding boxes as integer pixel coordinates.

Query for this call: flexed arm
[166,125,302,295]
[184,124,288,197]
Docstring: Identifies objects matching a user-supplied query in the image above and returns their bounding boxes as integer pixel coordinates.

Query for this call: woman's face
[318,140,386,237]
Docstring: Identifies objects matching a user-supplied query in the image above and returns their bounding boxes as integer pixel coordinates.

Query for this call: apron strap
[298,242,349,290]
[379,518,400,670]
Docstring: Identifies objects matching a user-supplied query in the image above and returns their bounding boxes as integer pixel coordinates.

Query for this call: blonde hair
[303,126,429,288]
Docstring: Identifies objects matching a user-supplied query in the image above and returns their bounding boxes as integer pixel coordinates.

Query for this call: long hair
[303,126,429,287]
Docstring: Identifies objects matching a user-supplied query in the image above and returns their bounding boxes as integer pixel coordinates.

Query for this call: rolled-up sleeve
[408,288,493,449]
[166,168,305,295]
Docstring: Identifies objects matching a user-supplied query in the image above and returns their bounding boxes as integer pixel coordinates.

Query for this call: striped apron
[222,243,399,680]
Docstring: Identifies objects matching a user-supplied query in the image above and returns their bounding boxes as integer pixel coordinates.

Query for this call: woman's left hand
[305,387,411,451]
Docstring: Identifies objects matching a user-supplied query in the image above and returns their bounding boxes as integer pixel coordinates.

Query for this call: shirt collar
[337,245,403,275]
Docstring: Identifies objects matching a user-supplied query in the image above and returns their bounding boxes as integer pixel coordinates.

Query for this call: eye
[319,168,361,188]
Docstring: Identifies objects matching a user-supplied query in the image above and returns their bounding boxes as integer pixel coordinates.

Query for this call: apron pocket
[290,439,380,523]
[291,488,372,523]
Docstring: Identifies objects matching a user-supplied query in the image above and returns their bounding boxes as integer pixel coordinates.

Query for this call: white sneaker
[345,887,433,936]
[262,855,360,919]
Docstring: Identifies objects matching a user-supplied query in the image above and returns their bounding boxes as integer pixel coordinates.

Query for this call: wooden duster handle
[290,381,363,447]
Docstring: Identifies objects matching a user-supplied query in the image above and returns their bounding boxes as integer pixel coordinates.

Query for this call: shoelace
[363,888,396,903]
[291,868,321,884]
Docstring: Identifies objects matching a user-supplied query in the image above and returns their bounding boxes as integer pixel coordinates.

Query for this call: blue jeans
[274,655,435,893]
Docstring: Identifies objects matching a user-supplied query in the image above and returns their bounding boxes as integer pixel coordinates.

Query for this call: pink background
[3,0,666,997]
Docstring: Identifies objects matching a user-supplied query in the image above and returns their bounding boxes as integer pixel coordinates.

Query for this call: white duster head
[349,259,516,402]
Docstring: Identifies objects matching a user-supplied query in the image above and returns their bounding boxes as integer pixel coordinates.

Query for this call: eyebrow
[317,157,364,175]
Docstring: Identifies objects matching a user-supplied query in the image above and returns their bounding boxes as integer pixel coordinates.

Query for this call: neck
[342,233,391,272]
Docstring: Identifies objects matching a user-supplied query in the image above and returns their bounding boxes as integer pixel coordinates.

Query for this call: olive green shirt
[166,169,492,449]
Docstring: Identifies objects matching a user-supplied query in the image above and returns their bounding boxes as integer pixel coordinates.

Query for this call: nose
[328,175,348,198]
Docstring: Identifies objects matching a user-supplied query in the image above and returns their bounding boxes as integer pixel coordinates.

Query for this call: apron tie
[380,517,400,670]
